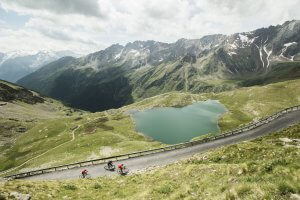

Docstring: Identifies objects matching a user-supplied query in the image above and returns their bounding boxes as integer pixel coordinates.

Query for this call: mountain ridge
[18,20,300,111]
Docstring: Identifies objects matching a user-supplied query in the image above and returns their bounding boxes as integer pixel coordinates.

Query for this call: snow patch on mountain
[291,55,295,61]
[114,49,124,60]
[238,34,257,47]
[254,44,265,68]
[239,34,250,43]
[280,42,297,59]
[284,42,297,47]
[128,49,141,57]
[263,45,272,68]
[228,52,237,57]
[0,50,80,67]
[229,44,237,50]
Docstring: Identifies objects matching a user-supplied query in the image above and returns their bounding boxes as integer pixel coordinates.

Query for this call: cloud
[0,0,103,17]
[0,19,6,26]
[0,0,300,55]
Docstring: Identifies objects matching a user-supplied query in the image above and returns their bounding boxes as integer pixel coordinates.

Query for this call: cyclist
[81,169,88,178]
[118,164,124,173]
[107,160,113,169]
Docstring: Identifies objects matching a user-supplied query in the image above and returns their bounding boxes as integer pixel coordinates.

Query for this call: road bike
[117,166,129,175]
[104,164,116,171]
[79,173,91,178]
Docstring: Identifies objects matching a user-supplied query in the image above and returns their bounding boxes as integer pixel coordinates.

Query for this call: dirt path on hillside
[0,115,110,176]
[0,124,80,176]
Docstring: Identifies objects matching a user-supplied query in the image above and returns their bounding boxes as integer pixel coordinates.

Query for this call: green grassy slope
[239,62,300,86]
[0,81,163,175]
[0,109,163,175]
[0,79,75,149]
[1,123,299,200]
[1,79,299,176]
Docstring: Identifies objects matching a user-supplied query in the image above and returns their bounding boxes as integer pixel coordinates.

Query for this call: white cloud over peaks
[1,0,103,17]
[0,0,300,55]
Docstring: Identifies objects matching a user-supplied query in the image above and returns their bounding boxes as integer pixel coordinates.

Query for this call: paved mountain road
[24,110,300,180]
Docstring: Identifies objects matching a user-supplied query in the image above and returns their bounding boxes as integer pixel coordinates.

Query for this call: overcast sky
[0,0,300,54]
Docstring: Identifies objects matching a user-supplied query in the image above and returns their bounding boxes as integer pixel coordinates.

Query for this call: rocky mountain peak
[17,20,300,111]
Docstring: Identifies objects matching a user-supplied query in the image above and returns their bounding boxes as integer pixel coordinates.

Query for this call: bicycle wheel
[123,168,129,174]
[105,165,115,171]
[117,168,129,175]
[85,174,91,178]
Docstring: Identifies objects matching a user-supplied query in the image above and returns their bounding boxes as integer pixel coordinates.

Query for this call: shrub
[278,182,295,195]
[225,191,235,200]
[271,158,288,166]
[155,183,173,194]
[263,159,288,173]
[63,184,77,190]
[94,183,102,189]
[263,163,273,173]
[0,194,7,200]
[237,185,251,197]
[246,162,258,173]
[211,156,222,162]
[220,186,227,192]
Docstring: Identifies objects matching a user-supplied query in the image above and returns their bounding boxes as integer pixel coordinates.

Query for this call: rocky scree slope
[18,20,300,111]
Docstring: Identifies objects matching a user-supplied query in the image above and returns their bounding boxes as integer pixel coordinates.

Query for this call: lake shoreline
[129,100,227,144]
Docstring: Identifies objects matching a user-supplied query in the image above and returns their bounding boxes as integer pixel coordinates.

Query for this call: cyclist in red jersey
[118,164,124,173]
[81,169,88,178]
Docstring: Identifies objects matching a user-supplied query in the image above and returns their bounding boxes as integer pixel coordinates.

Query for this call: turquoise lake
[132,100,227,144]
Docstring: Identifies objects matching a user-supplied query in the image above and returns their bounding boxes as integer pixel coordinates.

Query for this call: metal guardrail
[3,105,300,179]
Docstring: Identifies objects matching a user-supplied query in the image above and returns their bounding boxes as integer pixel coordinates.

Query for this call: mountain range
[18,20,300,111]
[0,50,80,83]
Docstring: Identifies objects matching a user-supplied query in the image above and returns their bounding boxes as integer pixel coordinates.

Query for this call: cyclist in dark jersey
[107,160,113,169]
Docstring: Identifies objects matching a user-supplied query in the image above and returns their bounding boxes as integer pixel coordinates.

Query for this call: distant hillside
[18,20,300,112]
[0,80,44,104]
[0,50,79,83]
[16,57,76,96]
